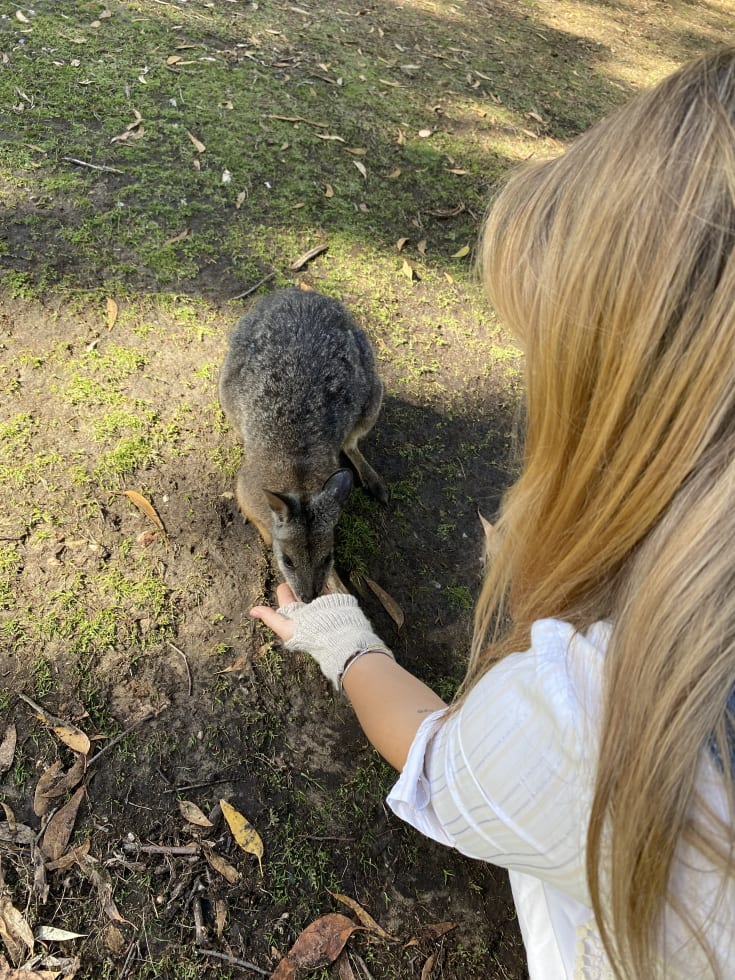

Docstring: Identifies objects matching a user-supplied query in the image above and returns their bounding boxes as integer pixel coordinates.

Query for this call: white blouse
[386,619,735,979]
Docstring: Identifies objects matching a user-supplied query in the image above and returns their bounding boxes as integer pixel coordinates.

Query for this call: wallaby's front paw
[369,477,389,505]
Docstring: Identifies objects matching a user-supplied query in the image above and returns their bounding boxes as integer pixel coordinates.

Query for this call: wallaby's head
[264,469,353,602]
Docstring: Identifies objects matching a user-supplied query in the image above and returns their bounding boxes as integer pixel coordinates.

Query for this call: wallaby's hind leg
[236,470,272,545]
[344,377,387,503]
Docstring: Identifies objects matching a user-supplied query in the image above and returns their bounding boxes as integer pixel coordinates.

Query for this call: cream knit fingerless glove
[278,593,394,690]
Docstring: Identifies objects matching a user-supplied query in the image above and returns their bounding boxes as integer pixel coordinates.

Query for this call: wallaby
[219,288,386,602]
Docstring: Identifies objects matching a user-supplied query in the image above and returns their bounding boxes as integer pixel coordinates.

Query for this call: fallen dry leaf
[337,952,358,980]
[401,259,417,282]
[418,128,433,138]
[35,926,87,942]
[18,695,91,755]
[45,838,90,872]
[315,132,346,143]
[425,203,465,219]
[187,130,205,153]
[387,167,402,179]
[324,183,334,198]
[164,228,189,246]
[345,147,367,155]
[40,786,86,862]
[0,725,16,774]
[34,761,63,817]
[364,578,405,631]
[396,237,409,252]
[220,799,263,873]
[0,897,34,966]
[447,168,468,175]
[417,239,427,255]
[328,890,397,941]
[451,244,471,258]
[202,844,241,884]
[178,800,213,828]
[289,243,328,271]
[272,914,361,979]
[106,297,118,331]
[119,490,166,535]
[421,951,438,979]
[78,853,129,924]
[217,652,250,673]
[353,160,367,179]
[15,10,30,22]
[0,821,35,846]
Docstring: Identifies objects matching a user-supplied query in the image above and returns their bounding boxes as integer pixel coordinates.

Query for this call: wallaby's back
[219,288,385,599]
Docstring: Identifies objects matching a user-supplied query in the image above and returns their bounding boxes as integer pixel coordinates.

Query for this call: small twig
[124,842,200,856]
[195,948,270,976]
[87,710,160,768]
[352,953,377,980]
[62,156,124,174]
[193,893,208,945]
[162,772,239,794]
[232,271,275,300]
[168,641,192,696]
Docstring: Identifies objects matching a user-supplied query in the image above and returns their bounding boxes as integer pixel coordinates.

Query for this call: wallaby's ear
[320,468,353,509]
[263,489,293,524]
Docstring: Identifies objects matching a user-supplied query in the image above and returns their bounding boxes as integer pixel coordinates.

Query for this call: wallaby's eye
[282,554,294,570]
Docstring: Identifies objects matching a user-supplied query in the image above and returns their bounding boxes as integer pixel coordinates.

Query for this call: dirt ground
[0,288,524,979]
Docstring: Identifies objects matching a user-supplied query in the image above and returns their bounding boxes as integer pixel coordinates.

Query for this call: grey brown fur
[219,288,386,601]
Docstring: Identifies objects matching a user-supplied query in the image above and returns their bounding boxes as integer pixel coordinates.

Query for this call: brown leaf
[421,952,438,979]
[353,160,367,179]
[401,259,417,282]
[395,237,409,252]
[396,128,406,145]
[217,652,250,673]
[164,228,189,246]
[166,55,182,65]
[337,952,357,980]
[0,822,35,846]
[45,838,90,872]
[119,490,166,534]
[267,114,328,128]
[0,897,34,966]
[215,898,227,938]
[423,921,456,940]
[364,578,405,631]
[315,132,346,143]
[417,239,427,256]
[187,131,206,153]
[202,845,241,884]
[52,721,90,755]
[18,695,91,755]
[324,183,334,198]
[418,128,433,138]
[425,203,465,219]
[451,244,470,258]
[78,853,130,924]
[106,297,118,331]
[34,760,63,817]
[387,168,402,179]
[40,786,86,862]
[40,755,86,802]
[447,168,468,175]
[0,725,16,775]
[178,800,214,828]
[272,914,361,978]
[289,243,328,271]
[328,891,397,941]
[344,147,367,155]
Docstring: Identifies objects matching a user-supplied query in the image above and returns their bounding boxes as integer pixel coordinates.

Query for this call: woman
[251,48,735,978]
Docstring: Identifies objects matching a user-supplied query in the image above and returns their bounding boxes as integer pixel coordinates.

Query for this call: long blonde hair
[471,48,735,977]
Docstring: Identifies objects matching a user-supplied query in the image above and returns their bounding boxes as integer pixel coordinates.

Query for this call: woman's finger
[249,605,295,643]
[275,582,298,605]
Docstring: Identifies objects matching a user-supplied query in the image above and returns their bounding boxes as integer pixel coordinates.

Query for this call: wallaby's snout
[218,289,385,599]
[265,469,353,601]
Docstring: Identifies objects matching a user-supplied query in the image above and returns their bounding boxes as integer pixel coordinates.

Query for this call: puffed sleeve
[387,619,608,899]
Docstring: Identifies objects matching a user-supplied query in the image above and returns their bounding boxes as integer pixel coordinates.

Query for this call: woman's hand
[250,582,300,643]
